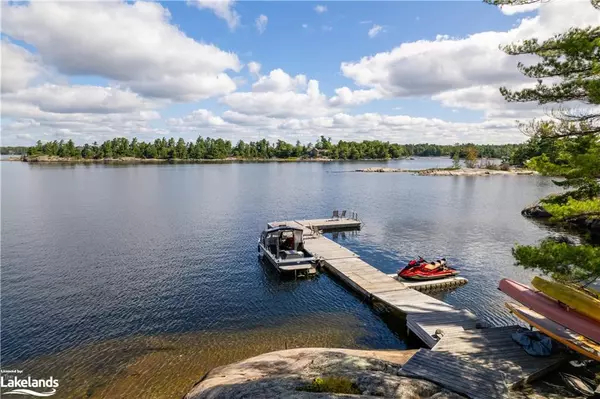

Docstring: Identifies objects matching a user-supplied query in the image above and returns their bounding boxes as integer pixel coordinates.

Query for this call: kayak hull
[506,302,600,362]
[532,276,600,323]
[499,279,600,343]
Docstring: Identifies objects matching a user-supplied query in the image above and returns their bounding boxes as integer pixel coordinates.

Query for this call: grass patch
[297,376,361,394]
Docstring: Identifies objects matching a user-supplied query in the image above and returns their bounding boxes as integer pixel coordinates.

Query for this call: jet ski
[397,257,459,281]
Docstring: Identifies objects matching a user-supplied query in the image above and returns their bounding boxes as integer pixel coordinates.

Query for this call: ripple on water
[10,314,381,399]
[2,161,564,397]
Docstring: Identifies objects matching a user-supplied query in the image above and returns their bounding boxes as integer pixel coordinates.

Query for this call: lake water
[1,158,560,398]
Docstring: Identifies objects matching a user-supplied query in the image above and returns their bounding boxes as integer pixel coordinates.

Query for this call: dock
[267,216,565,398]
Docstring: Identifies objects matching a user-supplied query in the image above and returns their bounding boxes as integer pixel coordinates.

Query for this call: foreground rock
[355,167,537,176]
[185,348,463,399]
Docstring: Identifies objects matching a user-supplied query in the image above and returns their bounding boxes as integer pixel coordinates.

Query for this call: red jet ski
[397,257,459,281]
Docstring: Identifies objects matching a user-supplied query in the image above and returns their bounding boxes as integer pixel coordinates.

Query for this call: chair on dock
[331,210,339,220]
[340,210,346,219]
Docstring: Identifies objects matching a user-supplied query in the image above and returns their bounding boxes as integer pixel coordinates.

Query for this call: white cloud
[341,0,599,99]
[2,1,241,101]
[168,109,528,145]
[4,0,593,147]
[314,5,327,14]
[222,79,333,118]
[251,69,307,92]
[329,87,383,107]
[2,105,164,145]
[360,20,372,25]
[499,2,541,15]
[322,25,333,32]
[3,84,153,114]
[368,24,384,38]
[221,68,385,119]
[190,0,240,30]
[255,14,268,34]
[247,62,262,77]
[1,40,44,93]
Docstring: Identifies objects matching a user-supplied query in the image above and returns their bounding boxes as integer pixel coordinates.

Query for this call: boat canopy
[262,225,305,254]
[265,226,304,234]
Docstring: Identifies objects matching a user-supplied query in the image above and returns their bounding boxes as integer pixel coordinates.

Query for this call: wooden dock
[268,216,565,398]
[402,326,564,398]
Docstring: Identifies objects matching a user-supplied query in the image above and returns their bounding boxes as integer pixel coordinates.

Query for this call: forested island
[7,136,522,162]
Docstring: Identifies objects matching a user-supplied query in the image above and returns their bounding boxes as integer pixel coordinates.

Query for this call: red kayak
[398,257,459,281]
[499,279,600,343]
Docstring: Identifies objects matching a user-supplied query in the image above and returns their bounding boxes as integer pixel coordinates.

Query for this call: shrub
[297,376,361,394]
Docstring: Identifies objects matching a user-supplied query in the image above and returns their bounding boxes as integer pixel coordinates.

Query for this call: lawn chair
[340,210,346,219]
[332,210,339,219]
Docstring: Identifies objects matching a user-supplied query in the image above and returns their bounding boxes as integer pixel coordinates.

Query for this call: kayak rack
[268,216,565,398]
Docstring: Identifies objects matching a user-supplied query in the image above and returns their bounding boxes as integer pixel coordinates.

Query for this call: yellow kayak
[506,302,600,361]
[532,276,600,323]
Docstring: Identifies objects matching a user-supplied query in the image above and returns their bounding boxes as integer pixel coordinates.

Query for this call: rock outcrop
[185,348,464,399]
[354,168,537,176]
[522,202,600,237]
[521,203,552,218]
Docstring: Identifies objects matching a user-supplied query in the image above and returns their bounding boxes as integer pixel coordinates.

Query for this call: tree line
[1,146,28,155]
[19,136,520,161]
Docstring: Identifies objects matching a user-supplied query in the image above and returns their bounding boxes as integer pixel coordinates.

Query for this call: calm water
[1,158,560,398]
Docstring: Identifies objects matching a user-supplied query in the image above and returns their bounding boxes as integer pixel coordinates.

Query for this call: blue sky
[1,0,596,145]
[162,1,522,121]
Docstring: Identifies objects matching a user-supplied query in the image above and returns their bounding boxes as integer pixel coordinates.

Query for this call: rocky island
[355,167,538,176]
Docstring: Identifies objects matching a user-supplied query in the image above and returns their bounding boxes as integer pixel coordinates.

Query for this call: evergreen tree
[487,0,600,284]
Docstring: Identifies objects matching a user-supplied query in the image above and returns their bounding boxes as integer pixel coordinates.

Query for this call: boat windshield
[264,228,304,254]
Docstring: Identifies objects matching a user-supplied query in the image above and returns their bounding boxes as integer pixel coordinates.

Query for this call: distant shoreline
[7,155,407,164]
[355,167,537,176]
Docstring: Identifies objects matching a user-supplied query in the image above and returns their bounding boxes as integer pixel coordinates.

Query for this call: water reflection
[2,160,565,397]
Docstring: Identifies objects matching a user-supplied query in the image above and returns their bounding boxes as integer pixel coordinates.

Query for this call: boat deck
[267,216,565,397]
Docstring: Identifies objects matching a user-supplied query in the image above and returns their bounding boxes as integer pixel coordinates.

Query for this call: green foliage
[297,377,361,394]
[513,239,600,284]
[499,26,600,108]
[509,134,561,166]
[21,137,520,161]
[543,197,600,222]
[464,146,478,168]
[488,0,600,284]
[452,152,461,169]
[1,146,28,155]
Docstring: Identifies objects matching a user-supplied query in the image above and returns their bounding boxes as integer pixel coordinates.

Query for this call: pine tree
[487,0,600,284]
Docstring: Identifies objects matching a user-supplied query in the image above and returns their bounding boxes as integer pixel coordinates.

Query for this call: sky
[1,0,599,146]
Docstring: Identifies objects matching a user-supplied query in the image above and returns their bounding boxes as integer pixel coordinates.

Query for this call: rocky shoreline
[522,202,600,236]
[184,348,463,399]
[355,167,537,176]
[184,347,588,399]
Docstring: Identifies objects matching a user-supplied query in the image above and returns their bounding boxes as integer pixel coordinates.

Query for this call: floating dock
[268,216,565,398]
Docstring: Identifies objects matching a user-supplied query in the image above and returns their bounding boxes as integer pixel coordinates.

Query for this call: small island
[355,167,538,176]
